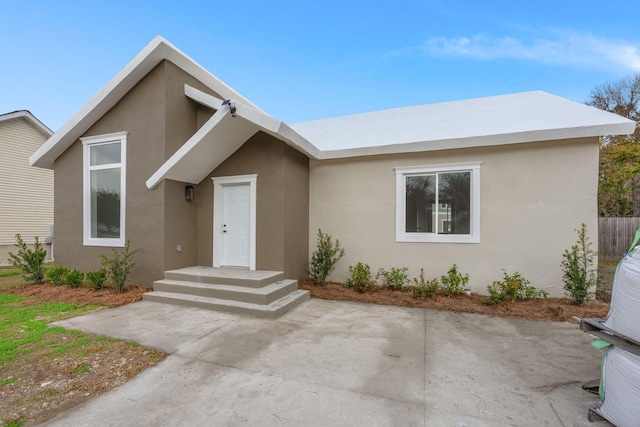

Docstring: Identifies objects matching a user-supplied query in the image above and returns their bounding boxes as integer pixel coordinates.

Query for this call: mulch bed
[298,281,610,322]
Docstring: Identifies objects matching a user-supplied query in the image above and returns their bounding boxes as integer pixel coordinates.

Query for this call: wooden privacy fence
[599,217,640,261]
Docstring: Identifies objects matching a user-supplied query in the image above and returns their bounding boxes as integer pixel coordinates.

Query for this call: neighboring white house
[0,111,54,263]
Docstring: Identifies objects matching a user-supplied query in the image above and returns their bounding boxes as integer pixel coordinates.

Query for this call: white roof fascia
[184,84,321,159]
[318,123,636,159]
[30,36,264,170]
[0,110,53,137]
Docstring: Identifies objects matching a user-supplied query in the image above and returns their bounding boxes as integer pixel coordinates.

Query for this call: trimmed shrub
[440,264,469,295]
[377,267,409,291]
[561,223,596,306]
[487,270,548,304]
[64,269,84,288]
[344,262,376,293]
[309,229,345,286]
[8,234,47,284]
[86,269,107,291]
[410,268,439,299]
[99,241,140,293]
[46,266,70,286]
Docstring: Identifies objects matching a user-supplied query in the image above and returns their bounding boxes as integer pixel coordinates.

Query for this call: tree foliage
[587,74,640,141]
[599,138,640,216]
[587,74,640,216]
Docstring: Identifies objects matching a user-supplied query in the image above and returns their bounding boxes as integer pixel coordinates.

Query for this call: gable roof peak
[29,35,262,169]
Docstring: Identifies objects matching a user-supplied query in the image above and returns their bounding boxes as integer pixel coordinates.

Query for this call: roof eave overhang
[145,86,321,189]
[317,121,636,160]
[184,84,320,159]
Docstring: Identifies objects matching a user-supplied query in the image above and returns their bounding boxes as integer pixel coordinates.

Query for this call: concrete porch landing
[143,266,309,318]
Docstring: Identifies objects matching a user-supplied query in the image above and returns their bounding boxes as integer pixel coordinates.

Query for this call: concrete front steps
[143,266,309,318]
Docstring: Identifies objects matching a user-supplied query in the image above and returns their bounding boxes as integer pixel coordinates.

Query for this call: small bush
[410,268,440,299]
[99,241,140,293]
[440,264,469,295]
[344,262,376,293]
[64,269,84,288]
[86,269,107,291]
[561,223,596,306]
[8,234,47,284]
[46,266,70,286]
[487,270,548,304]
[309,229,345,286]
[377,267,409,291]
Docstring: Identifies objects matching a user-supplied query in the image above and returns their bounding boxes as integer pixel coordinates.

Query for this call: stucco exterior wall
[54,60,223,285]
[161,61,220,271]
[283,143,310,279]
[197,132,309,279]
[54,62,167,284]
[309,137,599,297]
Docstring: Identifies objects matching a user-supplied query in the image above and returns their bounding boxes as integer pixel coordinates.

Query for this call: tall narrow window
[82,132,127,247]
[396,162,480,243]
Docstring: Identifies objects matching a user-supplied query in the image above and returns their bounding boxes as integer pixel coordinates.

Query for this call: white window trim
[212,174,257,270]
[81,131,127,247]
[395,162,481,243]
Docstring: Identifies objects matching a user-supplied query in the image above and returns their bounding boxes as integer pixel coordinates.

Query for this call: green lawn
[0,293,101,366]
[0,265,24,291]
[0,267,112,425]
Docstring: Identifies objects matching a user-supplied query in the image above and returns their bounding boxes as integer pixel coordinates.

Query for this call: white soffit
[30,36,263,169]
[291,91,636,159]
[146,109,254,188]
[146,87,319,189]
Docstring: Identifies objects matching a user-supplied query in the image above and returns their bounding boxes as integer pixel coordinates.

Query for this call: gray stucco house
[30,36,634,301]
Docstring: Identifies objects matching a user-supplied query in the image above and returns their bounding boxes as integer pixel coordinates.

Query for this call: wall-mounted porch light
[185,185,194,201]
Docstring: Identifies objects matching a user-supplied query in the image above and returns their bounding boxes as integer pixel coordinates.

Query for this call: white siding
[0,117,53,246]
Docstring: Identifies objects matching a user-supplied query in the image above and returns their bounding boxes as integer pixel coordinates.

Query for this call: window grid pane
[90,168,121,238]
[90,142,121,166]
[406,171,471,236]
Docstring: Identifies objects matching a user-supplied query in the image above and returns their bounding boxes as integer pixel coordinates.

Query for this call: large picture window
[82,132,127,247]
[395,162,480,243]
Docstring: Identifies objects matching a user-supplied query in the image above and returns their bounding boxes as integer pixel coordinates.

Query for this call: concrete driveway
[46,299,604,426]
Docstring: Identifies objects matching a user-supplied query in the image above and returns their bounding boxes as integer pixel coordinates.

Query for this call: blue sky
[1,1,639,131]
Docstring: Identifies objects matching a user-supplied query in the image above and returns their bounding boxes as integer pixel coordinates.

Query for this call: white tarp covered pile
[597,347,640,427]
[594,245,640,426]
[603,247,640,343]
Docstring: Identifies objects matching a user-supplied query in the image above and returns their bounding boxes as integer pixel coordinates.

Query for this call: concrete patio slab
[46,299,606,426]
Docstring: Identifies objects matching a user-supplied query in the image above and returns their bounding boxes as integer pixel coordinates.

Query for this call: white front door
[212,174,257,270]
[221,183,250,267]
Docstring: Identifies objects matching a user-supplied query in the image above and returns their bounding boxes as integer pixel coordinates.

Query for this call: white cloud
[410,31,640,71]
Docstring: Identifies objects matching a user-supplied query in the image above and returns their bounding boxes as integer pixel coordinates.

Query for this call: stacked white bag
[603,246,640,343]
[597,347,640,427]
[594,243,640,425]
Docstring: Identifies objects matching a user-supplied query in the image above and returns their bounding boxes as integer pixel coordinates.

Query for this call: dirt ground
[298,281,611,322]
[1,284,164,426]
